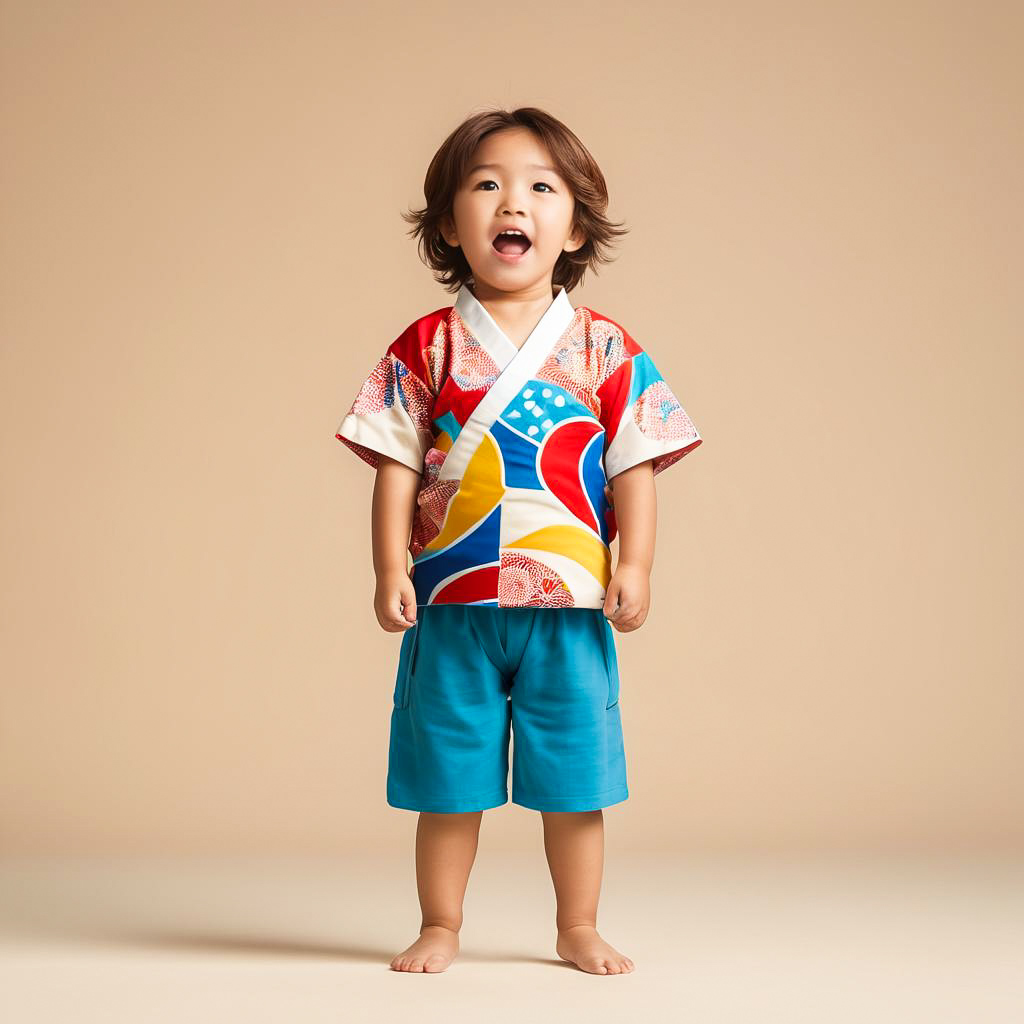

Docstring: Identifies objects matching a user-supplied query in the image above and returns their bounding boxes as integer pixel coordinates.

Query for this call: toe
[409,958,425,972]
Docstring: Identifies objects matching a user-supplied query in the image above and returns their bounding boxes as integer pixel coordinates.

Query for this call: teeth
[499,229,525,236]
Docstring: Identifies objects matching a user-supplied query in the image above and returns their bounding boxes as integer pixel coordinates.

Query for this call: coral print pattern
[335,285,701,609]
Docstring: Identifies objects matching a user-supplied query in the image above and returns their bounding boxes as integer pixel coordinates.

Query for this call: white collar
[454,283,575,366]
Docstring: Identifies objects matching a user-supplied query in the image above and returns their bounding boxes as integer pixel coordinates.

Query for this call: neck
[468,280,561,349]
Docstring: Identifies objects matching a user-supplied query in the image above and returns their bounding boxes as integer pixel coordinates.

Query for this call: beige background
[2,0,1021,859]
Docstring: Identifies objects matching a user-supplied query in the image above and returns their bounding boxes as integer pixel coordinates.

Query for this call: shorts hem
[387,787,509,813]
[511,785,629,812]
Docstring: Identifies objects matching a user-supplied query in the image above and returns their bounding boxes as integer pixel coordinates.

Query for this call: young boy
[334,107,702,975]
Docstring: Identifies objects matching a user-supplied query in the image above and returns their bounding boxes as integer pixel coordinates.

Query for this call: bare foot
[390,925,459,973]
[556,925,635,975]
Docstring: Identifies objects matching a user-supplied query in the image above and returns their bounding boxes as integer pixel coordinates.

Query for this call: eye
[474,180,498,190]
[534,182,555,193]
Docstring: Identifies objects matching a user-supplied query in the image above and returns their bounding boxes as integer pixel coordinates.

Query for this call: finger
[614,606,644,631]
[626,607,650,630]
[382,591,416,631]
[613,600,637,622]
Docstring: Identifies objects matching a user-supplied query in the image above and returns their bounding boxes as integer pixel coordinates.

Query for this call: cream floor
[1,852,1022,1023]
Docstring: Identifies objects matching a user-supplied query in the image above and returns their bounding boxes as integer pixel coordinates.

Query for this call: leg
[390,810,482,972]
[386,605,510,973]
[542,810,635,975]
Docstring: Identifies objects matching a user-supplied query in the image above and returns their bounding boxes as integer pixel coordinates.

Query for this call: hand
[602,562,650,632]
[374,569,418,632]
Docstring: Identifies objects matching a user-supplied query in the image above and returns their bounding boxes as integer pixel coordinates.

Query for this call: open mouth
[492,228,532,256]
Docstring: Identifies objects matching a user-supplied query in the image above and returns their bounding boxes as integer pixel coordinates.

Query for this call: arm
[371,456,422,632]
[602,460,656,632]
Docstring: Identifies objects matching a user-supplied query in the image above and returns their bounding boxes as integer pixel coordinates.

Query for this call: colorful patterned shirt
[335,283,702,608]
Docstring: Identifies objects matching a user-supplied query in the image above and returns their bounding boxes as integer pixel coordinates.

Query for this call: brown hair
[402,107,628,294]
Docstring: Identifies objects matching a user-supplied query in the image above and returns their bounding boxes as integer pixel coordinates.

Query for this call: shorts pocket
[601,616,620,710]
[393,619,421,710]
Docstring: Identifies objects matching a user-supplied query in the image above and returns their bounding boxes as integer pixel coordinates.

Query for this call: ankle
[420,920,461,935]
[557,921,597,933]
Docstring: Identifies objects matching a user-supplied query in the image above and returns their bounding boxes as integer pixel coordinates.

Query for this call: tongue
[494,234,530,255]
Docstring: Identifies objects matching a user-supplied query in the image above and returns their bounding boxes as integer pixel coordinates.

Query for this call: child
[334,107,702,975]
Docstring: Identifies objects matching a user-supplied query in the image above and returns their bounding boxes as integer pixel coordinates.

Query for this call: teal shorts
[387,605,628,813]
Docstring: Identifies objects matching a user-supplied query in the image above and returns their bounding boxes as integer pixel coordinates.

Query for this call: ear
[563,224,586,254]
[440,214,459,248]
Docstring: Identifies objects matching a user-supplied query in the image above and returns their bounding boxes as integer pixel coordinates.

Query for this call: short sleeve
[597,329,702,481]
[334,321,437,474]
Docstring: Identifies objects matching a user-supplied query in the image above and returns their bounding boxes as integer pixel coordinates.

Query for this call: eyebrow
[467,162,560,176]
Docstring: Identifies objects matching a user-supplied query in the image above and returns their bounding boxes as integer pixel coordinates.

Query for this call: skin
[375,127,652,975]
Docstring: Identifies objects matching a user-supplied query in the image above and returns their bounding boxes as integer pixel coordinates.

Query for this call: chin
[487,261,554,282]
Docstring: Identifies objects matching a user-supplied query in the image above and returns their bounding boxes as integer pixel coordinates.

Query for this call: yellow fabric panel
[504,525,612,586]
[424,434,504,553]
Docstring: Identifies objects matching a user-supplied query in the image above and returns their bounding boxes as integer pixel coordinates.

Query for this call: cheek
[453,200,489,245]
[536,203,575,244]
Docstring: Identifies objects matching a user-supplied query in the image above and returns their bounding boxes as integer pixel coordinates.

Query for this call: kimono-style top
[334,283,702,609]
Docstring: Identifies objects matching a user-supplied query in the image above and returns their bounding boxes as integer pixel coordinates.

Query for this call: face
[441,127,585,295]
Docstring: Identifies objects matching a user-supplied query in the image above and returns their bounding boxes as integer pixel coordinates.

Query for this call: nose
[500,181,530,216]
